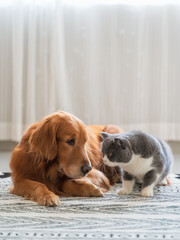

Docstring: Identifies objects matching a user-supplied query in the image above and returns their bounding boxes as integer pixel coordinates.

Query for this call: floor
[0,173,180,240]
[0,141,180,173]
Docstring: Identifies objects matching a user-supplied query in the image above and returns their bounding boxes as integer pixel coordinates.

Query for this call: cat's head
[101,132,132,167]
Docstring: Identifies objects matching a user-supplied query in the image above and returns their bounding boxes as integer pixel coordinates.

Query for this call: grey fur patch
[142,169,157,188]
[123,171,134,181]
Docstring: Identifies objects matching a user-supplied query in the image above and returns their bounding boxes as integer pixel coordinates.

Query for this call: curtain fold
[0,0,180,141]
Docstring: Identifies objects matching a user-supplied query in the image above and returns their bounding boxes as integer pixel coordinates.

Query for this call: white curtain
[0,0,180,141]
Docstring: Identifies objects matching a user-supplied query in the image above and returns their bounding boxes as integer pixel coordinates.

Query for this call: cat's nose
[81,164,92,175]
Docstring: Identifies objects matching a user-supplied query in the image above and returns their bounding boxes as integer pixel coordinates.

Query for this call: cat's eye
[66,138,75,146]
[108,153,113,157]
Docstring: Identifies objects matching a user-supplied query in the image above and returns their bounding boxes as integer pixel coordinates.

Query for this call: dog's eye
[66,138,75,146]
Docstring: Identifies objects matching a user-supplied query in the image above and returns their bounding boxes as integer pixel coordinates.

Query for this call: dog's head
[29,111,91,179]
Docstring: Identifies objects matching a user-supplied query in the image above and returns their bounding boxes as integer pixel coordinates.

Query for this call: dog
[10,111,122,206]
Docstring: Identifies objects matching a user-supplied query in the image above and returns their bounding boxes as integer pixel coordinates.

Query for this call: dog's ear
[29,118,58,160]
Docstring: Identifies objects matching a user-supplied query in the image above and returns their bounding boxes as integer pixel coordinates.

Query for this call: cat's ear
[101,132,110,140]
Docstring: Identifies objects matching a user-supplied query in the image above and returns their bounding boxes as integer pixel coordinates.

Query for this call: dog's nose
[81,164,92,175]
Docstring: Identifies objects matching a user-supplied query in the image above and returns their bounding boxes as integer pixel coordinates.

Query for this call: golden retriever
[10,111,122,206]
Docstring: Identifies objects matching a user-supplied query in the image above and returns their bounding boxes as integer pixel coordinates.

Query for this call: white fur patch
[103,154,155,183]
[104,153,155,183]
[119,154,154,183]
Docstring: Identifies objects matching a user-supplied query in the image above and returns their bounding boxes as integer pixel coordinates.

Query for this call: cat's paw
[141,188,154,197]
[117,188,130,195]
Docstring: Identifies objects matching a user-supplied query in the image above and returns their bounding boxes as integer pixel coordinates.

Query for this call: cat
[101,130,173,197]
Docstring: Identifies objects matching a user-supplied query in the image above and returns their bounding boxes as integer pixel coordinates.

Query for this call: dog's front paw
[141,188,153,197]
[88,185,104,197]
[117,188,130,195]
[37,194,60,206]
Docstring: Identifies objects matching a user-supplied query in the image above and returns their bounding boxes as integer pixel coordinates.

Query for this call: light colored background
[0,0,180,172]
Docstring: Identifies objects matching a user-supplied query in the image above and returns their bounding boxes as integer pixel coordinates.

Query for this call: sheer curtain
[0,0,70,141]
[0,0,180,141]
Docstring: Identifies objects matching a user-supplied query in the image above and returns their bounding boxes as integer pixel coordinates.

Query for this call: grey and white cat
[101,131,173,197]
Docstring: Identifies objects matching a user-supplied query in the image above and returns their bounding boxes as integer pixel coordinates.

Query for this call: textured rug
[0,173,180,240]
